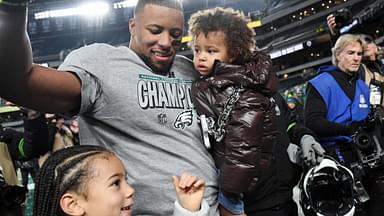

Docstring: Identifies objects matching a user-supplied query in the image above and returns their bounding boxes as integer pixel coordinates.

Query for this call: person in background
[188,7,278,216]
[0,0,218,215]
[0,106,50,215]
[286,96,304,124]
[37,114,75,166]
[245,92,324,216]
[14,159,38,187]
[69,117,79,146]
[327,14,384,105]
[305,34,384,215]
[33,145,209,216]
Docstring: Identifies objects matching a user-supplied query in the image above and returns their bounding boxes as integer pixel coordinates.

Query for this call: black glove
[0,184,28,209]
[0,126,17,144]
[344,122,366,135]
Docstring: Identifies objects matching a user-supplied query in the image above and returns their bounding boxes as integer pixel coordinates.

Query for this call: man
[327,15,384,105]
[305,34,384,215]
[0,0,218,215]
[359,34,384,104]
[305,34,367,147]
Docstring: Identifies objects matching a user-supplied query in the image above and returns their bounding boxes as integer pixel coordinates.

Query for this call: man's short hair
[134,0,183,16]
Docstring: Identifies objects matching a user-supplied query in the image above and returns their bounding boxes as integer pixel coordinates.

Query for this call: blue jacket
[308,66,370,147]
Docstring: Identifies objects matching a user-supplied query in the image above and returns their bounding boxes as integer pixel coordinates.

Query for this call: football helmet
[300,157,355,216]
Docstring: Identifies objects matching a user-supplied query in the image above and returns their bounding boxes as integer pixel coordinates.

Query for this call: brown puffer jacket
[191,51,278,194]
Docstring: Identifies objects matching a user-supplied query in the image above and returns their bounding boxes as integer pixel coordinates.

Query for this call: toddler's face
[193,31,233,76]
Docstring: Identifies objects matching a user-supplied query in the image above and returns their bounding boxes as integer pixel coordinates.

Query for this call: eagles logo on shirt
[174,110,193,130]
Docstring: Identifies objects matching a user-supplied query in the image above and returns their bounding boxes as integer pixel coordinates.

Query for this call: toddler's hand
[172,173,205,212]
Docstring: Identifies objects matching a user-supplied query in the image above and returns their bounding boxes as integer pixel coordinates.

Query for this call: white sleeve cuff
[172,199,209,216]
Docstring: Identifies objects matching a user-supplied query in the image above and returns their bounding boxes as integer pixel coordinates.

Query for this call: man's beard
[139,54,173,76]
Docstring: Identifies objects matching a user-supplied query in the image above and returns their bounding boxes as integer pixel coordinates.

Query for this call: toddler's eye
[208,49,217,54]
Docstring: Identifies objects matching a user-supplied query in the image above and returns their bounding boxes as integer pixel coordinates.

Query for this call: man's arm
[304,84,357,136]
[0,4,80,113]
[326,14,340,47]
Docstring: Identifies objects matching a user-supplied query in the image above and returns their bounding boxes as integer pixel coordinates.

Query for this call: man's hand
[172,173,205,212]
[326,14,338,36]
[300,135,325,167]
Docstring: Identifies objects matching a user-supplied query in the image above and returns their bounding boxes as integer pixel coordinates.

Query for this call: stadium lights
[269,43,304,59]
[113,0,184,9]
[34,1,110,20]
[113,0,138,9]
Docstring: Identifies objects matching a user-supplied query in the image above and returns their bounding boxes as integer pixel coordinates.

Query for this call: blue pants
[218,191,244,214]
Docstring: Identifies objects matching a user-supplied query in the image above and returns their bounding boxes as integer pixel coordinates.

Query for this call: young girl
[33,145,209,216]
[188,7,279,216]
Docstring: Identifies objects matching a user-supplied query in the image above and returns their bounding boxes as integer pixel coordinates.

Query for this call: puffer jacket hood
[202,51,278,97]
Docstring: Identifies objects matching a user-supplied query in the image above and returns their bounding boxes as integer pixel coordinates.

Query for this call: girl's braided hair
[33,145,114,216]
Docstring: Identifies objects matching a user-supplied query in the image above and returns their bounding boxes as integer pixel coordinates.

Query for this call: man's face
[364,42,378,61]
[337,42,363,74]
[129,4,184,74]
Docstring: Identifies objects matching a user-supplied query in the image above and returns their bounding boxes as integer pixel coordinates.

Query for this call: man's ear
[60,192,85,216]
[129,18,136,36]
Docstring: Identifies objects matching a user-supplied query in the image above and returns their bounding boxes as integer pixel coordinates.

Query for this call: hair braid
[33,145,110,216]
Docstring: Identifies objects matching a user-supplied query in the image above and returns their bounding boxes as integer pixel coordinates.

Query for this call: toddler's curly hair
[188,7,256,64]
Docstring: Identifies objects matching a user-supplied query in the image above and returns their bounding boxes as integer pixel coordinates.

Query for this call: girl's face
[193,31,234,76]
[78,155,135,216]
[364,42,378,61]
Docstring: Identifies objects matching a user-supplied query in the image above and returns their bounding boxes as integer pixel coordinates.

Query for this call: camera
[352,110,384,172]
[350,106,384,204]
[349,80,384,204]
[334,1,384,34]
[352,80,384,173]
[333,8,352,28]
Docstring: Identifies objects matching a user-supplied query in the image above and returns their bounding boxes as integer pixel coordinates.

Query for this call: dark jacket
[244,93,314,214]
[191,51,278,194]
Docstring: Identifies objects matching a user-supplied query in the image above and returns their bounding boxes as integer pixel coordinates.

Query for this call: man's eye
[171,30,182,39]
[149,28,162,34]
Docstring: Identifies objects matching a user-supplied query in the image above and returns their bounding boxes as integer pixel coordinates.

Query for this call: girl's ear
[60,192,85,216]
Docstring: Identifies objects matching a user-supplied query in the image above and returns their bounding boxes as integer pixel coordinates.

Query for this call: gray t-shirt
[58,43,218,215]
